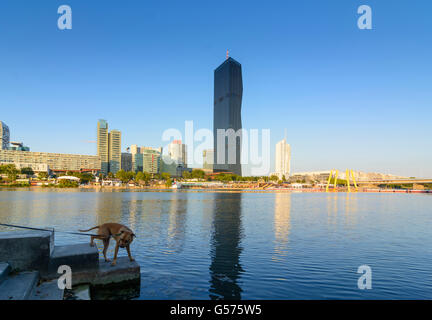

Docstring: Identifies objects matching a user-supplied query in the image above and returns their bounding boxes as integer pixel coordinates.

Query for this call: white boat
[171,182,182,189]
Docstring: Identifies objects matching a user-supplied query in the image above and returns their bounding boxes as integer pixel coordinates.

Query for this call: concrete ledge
[0,271,39,300]
[45,243,99,279]
[0,262,11,284]
[0,231,53,273]
[61,256,140,288]
[91,257,140,300]
[30,280,64,300]
[93,256,140,286]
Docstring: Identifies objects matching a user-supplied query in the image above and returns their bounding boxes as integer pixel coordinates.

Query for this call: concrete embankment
[0,230,140,300]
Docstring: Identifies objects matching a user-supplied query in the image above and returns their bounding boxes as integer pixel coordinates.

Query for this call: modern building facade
[121,152,132,172]
[168,140,187,166]
[108,130,121,174]
[274,138,291,179]
[8,142,30,151]
[0,150,100,173]
[130,145,162,175]
[97,119,109,174]
[97,119,121,175]
[142,147,161,174]
[213,57,243,176]
[0,161,48,173]
[0,121,10,150]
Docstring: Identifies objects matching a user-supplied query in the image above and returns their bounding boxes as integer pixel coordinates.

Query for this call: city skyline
[1,1,432,177]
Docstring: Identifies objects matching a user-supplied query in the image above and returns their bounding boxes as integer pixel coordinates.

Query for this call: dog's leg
[90,236,94,247]
[103,238,111,262]
[126,244,135,262]
[111,242,119,266]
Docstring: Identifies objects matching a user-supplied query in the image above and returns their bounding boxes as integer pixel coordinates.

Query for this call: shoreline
[0,185,431,194]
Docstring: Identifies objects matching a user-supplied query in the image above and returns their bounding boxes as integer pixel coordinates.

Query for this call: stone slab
[29,280,64,300]
[44,243,99,279]
[0,271,39,300]
[0,262,11,284]
[59,256,140,288]
[0,231,54,274]
[93,256,140,286]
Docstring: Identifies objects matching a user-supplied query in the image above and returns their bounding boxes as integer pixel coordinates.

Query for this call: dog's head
[115,229,136,248]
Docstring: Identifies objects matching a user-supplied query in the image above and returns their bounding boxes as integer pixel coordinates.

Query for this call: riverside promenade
[0,230,140,300]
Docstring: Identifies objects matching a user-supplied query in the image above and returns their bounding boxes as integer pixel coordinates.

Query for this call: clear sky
[0,0,431,177]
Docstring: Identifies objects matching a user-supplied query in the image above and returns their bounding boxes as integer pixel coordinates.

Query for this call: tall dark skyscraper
[213,57,243,176]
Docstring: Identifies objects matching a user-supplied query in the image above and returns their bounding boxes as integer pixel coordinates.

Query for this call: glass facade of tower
[97,119,109,175]
[108,130,121,174]
[213,57,243,176]
[0,121,10,150]
[97,119,121,175]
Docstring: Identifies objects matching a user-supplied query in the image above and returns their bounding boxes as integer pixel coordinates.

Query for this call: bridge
[356,179,432,185]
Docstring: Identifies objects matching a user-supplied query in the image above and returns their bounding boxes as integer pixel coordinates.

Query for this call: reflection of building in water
[344,193,358,227]
[326,194,339,227]
[167,192,188,253]
[273,193,291,258]
[209,193,244,300]
[95,192,124,226]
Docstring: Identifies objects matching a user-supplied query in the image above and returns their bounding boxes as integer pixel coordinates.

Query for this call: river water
[0,189,431,299]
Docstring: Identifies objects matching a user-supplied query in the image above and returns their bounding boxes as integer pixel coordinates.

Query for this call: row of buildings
[1,55,292,179]
[0,121,100,175]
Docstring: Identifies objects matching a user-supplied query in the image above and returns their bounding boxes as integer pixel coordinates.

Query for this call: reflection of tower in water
[273,193,291,258]
[209,193,244,300]
[166,192,188,253]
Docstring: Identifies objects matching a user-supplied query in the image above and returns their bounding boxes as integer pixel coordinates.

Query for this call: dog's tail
[78,226,100,232]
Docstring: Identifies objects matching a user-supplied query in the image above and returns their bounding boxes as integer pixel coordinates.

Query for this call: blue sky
[0,0,431,177]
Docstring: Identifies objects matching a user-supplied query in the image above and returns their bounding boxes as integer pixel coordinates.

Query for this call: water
[0,189,431,299]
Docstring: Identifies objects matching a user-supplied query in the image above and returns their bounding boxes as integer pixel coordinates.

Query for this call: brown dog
[79,223,136,266]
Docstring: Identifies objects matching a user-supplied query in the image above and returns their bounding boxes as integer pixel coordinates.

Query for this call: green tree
[79,172,94,184]
[20,167,34,176]
[191,169,205,179]
[1,164,19,182]
[115,170,129,183]
[165,178,173,188]
[107,172,114,179]
[161,172,171,181]
[182,171,192,179]
[270,175,279,182]
[58,179,79,188]
[38,172,48,180]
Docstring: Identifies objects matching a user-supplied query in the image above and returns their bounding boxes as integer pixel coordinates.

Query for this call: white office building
[168,140,187,167]
[274,138,291,179]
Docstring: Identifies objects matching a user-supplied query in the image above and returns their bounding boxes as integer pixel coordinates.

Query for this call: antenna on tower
[226,49,229,60]
[284,128,287,141]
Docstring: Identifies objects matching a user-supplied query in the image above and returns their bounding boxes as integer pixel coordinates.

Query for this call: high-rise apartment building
[108,130,121,174]
[213,57,243,176]
[274,138,291,179]
[121,152,132,172]
[97,119,109,174]
[0,121,10,150]
[168,140,187,166]
[142,148,161,174]
[97,119,121,175]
